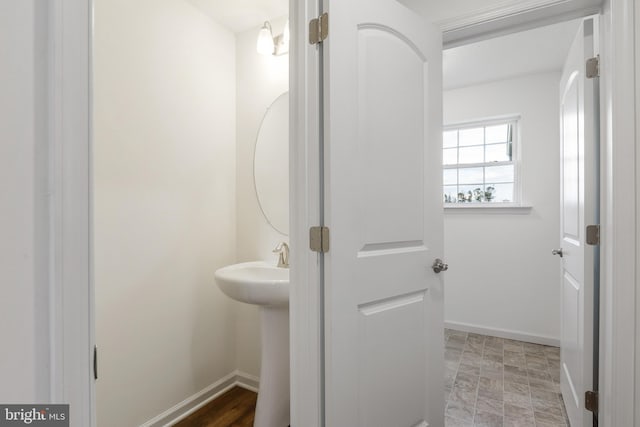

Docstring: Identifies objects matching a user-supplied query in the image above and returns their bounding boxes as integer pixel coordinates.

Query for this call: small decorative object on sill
[484,186,495,202]
[448,186,497,204]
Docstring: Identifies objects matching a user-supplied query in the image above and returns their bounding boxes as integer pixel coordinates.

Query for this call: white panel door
[558,17,598,427]
[323,1,444,426]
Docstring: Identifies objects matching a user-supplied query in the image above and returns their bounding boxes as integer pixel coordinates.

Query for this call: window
[443,118,519,204]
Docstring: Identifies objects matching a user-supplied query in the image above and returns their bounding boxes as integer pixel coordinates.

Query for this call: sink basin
[214,261,289,306]
[214,260,291,426]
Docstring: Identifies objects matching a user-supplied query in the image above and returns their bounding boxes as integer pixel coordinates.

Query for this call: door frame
[48,0,94,425]
[50,0,637,426]
[290,0,323,426]
[599,0,638,424]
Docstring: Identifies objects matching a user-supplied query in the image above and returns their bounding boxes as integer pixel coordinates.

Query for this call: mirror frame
[252,91,289,236]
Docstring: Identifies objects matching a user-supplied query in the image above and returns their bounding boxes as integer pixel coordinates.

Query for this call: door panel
[358,25,425,247]
[562,75,580,239]
[324,1,444,426]
[562,271,581,408]
[358,291,427,427]
[559,17,598,427]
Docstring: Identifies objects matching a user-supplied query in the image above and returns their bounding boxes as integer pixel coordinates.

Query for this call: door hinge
[309,226,330,253]
[586,55,600,79]
[309,12,328,45]
[585,390,598,413]
[93,345,98,380]
[586,224,600,246]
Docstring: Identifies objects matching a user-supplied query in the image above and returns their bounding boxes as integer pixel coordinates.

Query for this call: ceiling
[187,0,288,33]
[443,18,582,90]
[189,0,583,91]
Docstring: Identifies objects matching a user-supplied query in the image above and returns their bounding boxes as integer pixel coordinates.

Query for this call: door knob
[432,258,448,273]
[552,248,563,258]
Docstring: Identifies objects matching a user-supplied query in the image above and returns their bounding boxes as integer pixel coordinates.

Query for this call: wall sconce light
[256,20,289,56]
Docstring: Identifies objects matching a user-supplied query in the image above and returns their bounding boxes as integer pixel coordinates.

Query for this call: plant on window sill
[447,186,496,203]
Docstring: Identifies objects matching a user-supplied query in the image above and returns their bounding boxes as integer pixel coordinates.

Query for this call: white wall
[93,1,237,425]
[0,0,50,403]
[444,72,562,344]
[235,18,290,377]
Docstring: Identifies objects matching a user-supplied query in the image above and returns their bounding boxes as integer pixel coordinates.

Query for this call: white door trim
[289,0,323,426]
[635,2,640,423]
[49,0,94,425]
[440,0,602,46]
[438,0,600,32]
[598,0,637,425]
[52,0,638,426]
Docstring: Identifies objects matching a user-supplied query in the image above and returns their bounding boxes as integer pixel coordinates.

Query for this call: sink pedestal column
[254,306,289,427]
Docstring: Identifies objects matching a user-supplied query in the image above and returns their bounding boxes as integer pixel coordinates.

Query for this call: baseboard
[140,370,260,427]
[445,320,560,347]
[235,371,260,393]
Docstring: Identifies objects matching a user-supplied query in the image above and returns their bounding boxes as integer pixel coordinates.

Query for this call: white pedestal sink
[214,261,289,427]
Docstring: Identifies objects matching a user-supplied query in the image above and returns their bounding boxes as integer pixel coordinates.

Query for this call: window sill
[444,204,533,214]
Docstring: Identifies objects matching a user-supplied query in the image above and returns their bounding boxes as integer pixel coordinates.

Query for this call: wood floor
[173,386,257,427]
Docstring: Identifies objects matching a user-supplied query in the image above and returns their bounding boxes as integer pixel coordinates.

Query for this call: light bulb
[256,22,274,55]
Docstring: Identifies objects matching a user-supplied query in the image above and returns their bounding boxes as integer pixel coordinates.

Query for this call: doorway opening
[92,1,291,426]
[442,17,599,427]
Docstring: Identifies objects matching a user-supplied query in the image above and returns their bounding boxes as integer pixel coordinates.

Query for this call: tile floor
[444,329,570,427]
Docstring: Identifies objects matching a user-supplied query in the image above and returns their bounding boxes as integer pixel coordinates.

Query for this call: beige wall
[235,17,290,378]
[94,0,237,425]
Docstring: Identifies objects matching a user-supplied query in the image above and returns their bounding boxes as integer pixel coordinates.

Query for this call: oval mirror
[254,92,289,235]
